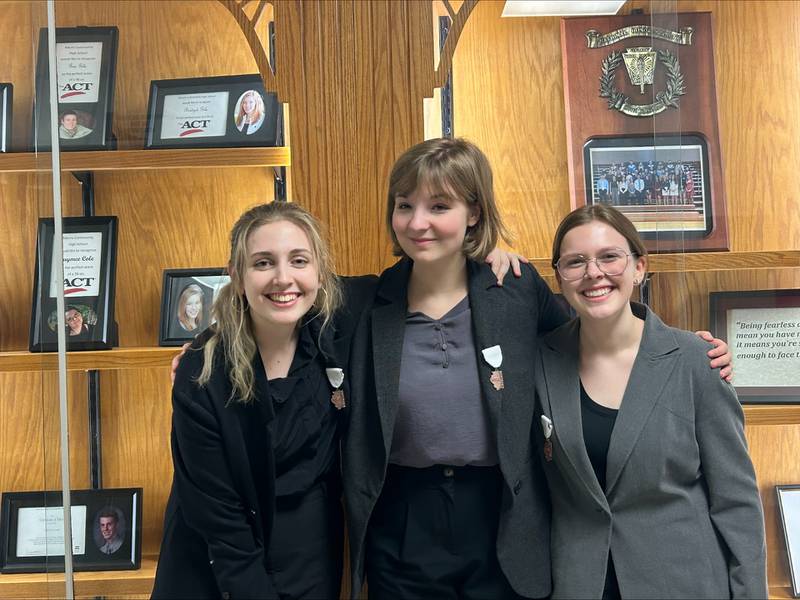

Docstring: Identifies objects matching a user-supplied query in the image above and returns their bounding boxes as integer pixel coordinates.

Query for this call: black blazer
[342,258,569,598]
[152,277,377,600]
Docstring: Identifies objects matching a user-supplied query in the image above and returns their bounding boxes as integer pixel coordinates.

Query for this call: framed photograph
[709,289,800,404]
[159,268,230,346]
[777,485,800,598]
[583,134,715,249]
[0,83,11,152]
[0,488,142,573]
[33,26,118,151]
[144,74,282,149]
[29,216,118,352]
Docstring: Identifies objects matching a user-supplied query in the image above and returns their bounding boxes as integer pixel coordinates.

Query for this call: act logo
[179,119,211,137]
[60,82,93,99]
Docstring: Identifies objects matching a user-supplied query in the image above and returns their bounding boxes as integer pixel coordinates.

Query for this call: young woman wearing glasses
[534,204,767,599]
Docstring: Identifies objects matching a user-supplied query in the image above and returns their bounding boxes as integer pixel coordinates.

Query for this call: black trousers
[365,464,523,600]
[267,481,343,600]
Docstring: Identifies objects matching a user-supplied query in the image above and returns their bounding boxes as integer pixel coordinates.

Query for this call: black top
[268,323,343,502]
[580,381,618,492]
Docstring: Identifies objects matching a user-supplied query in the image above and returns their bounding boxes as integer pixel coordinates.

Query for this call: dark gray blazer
[534,303,767,599]
[342,258,570,598]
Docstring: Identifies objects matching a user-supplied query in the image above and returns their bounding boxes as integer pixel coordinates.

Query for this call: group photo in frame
[29,216,118,352]
[0,83,11,152]
[709,289,800,404]
[0,488,142,574]
[33,26,119,151]
[159,268,230,346]
[583,134,714,242]
[777,485,800,598]
[144,74,282,149]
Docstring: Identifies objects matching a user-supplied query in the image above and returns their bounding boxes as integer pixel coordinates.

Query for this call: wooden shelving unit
[0,347,177,373]
[0,556,156,599]
[0,146,291,173]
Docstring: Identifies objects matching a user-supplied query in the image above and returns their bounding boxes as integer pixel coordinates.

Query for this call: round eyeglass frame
[553,250,637,281]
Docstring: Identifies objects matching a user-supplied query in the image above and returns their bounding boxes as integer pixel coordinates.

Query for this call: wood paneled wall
[453,0,800,257]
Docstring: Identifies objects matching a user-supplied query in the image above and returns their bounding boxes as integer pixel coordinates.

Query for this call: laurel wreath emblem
[599,48,685,117]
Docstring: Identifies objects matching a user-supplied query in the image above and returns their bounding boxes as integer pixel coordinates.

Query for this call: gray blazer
[342,258,570,598]
[534,303,767,599]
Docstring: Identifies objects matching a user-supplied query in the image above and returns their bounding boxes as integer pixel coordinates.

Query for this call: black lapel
[371,260,411,458]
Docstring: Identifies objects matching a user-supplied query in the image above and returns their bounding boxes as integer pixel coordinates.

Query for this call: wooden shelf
[744,404,800,426]
[531,250,800,275]
[0,146,290,173]
[0,347,177,373]
[0,556,155,599]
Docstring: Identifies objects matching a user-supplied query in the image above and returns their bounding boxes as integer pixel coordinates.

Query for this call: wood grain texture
[0,347,178,373]
[746,423,800,588]
[453,0,800,258]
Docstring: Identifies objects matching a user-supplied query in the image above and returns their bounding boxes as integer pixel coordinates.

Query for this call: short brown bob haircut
[385,137,511,261]
[551,204,649,276]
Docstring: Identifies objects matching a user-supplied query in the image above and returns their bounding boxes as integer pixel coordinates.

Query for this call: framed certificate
[0,488,142,573]
[159,268,230,346]
[144,74,282,149]
[777,485,800,598]
[709,289,800,403]
[33,26,118,151]
[0,83,11,152]
[29,216,118,352]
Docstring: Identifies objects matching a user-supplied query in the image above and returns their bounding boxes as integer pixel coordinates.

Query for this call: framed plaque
[144,74,282,149]
[709,289,800,403]
[33,26,118,151]
[0,488,142,573]
[584,133,714,241]
[777,485,800,598]
[0,83,11,152]
[29,216,118,352]
[562,12,728,252]
[159,268,230,346]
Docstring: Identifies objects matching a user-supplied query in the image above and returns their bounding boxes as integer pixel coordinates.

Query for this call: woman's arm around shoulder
[686,335,768,599]
[514,262,572,334]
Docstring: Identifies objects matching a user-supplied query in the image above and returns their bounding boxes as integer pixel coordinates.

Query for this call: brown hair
[198,202,342,403]
[385,137,511,261]
[551,204,648,273]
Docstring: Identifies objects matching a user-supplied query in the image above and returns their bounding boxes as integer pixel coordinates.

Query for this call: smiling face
[65,308,83,334]
[557,220,646,323]
[242,94,256,115]
[99,516,117,541]
[241,220,320,332]
[184,294,202,321]
[390,182,479,265]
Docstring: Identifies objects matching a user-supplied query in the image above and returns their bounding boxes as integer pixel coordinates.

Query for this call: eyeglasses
[66,312,82,323]
[554,248,636,281]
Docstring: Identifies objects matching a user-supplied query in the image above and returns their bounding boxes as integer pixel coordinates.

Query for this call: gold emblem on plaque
[588,25,691,118]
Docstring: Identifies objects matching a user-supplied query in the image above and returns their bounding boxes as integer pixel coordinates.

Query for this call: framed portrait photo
[33,26,119,151]
[29,216,118,352]
[583,133,719,252]
[0,83,11,152]
[144,74,282,149]
[709,289,800,404]
[0,488,142,573]
[777,485,800,598]
[159,268,230,346]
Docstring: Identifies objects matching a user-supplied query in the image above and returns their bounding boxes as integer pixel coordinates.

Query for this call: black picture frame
[583,133,714,242]
[159,268,230,346]
[709,289,800,404]
[33,26,119,151]
[144,74,282,149]
[0,83,12,152]
[0,488,142,574]
[29,216,118,352]
[777,485,800,598]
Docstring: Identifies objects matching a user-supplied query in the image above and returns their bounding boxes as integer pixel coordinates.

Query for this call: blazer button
[513,480,522,494]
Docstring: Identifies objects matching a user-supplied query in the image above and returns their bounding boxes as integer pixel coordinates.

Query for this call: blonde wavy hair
[197,202,342,403]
